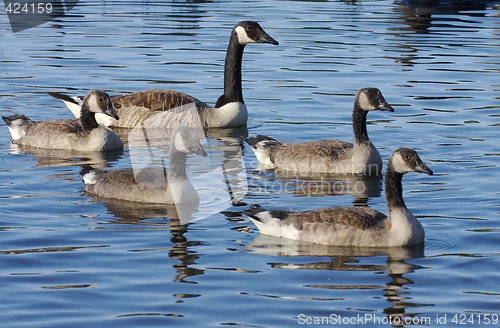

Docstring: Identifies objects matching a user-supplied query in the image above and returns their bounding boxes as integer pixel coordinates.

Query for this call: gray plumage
[245,88,394,175]
[83,126,208,204]
[245,147,433,247]
[3,89,123,152]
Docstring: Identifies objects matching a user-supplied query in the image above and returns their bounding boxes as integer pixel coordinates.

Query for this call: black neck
[214,33,245,108]
[168,150,188,180]
[352,104,369,144]
[385,165,406,210]
[79,104,99,132]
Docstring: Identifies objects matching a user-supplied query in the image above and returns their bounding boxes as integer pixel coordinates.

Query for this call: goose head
[390,147,433,175]
[171,126,208,157]
[233,21,279,46]
[356,87,394,112]
[83,89,119,120]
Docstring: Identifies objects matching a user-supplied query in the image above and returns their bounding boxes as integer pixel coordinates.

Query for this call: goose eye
[246,26,253,32]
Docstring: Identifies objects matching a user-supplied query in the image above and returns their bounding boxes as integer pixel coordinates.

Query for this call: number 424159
[452,314,498,325]
[5,2,53,14]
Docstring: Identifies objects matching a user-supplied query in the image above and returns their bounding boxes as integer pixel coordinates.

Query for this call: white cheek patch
[358,92,376,110]
[86,94,101,113]
[174,133,191,153]
[391,152,411,173]
[235,26,255,45]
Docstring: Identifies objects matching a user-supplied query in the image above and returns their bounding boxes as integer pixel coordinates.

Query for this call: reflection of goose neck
[79,104,99,132]
[215,33,245,108]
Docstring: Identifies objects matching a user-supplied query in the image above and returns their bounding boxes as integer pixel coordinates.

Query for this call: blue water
[1,0,500,327]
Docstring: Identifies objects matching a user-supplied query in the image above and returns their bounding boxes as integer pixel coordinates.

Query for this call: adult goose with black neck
[2,89,123,152]
[49,21,279,129]
[245,88,393,175]
[245,147,433,247]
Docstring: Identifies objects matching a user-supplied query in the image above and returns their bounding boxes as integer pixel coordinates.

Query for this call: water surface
[1,0,500,327]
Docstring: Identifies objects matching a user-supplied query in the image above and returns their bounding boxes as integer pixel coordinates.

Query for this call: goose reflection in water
[94,197,204,283]
[246,234,431,322]
[248,166,382,203]
[7,143,123,170]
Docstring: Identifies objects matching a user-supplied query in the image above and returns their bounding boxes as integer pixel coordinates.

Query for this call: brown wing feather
[273,139,353,163]
[283,206,387,231]
[112,89,209,112]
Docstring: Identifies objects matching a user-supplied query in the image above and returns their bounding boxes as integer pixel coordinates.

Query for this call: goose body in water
[2,89,123,152]
[245,88,394,175]
[49,21,279,129]
[83,126,207,204]
[245,148,433,247]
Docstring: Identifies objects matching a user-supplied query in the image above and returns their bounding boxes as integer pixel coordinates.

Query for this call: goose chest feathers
[49,21,279,129]
[245,88,394,175]
[245,148,433,247]
[2,90,123,152]
[83,126,207,204]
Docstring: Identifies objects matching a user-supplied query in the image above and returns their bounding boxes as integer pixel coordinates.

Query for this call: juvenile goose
[83,126,207,204]
[49,21,279,129]
[2,90,123,152]
[245,88,394,175]
[245,148,433,247]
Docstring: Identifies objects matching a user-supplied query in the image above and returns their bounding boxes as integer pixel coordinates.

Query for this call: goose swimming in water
[49,21,279,129]
[83,126,207,204]
[245,147,433,247]
[245,88,394,175]
[2,89,123,152]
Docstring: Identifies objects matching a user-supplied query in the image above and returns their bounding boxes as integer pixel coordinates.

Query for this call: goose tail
[244,205,268,223]
[2,114,35,140]
[82,171,99,185]
[244,206,293,238]
[245,134,283,167]
[48,92,84,118]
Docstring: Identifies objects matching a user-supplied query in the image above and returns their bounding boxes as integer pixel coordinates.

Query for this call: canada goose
[245,88,394,175]
[245,147,433,247]
[83,126,208,204]
[49,21,279,129]
[2,90,123,152]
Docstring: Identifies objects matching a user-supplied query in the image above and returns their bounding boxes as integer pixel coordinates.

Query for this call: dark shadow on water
[394,0,499,34]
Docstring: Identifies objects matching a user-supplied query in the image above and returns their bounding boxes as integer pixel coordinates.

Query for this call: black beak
[415,158,433,175]
[258,30,279,45]
[378,97,394,112]
[105,102,119,120]
[192,144,208,157]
